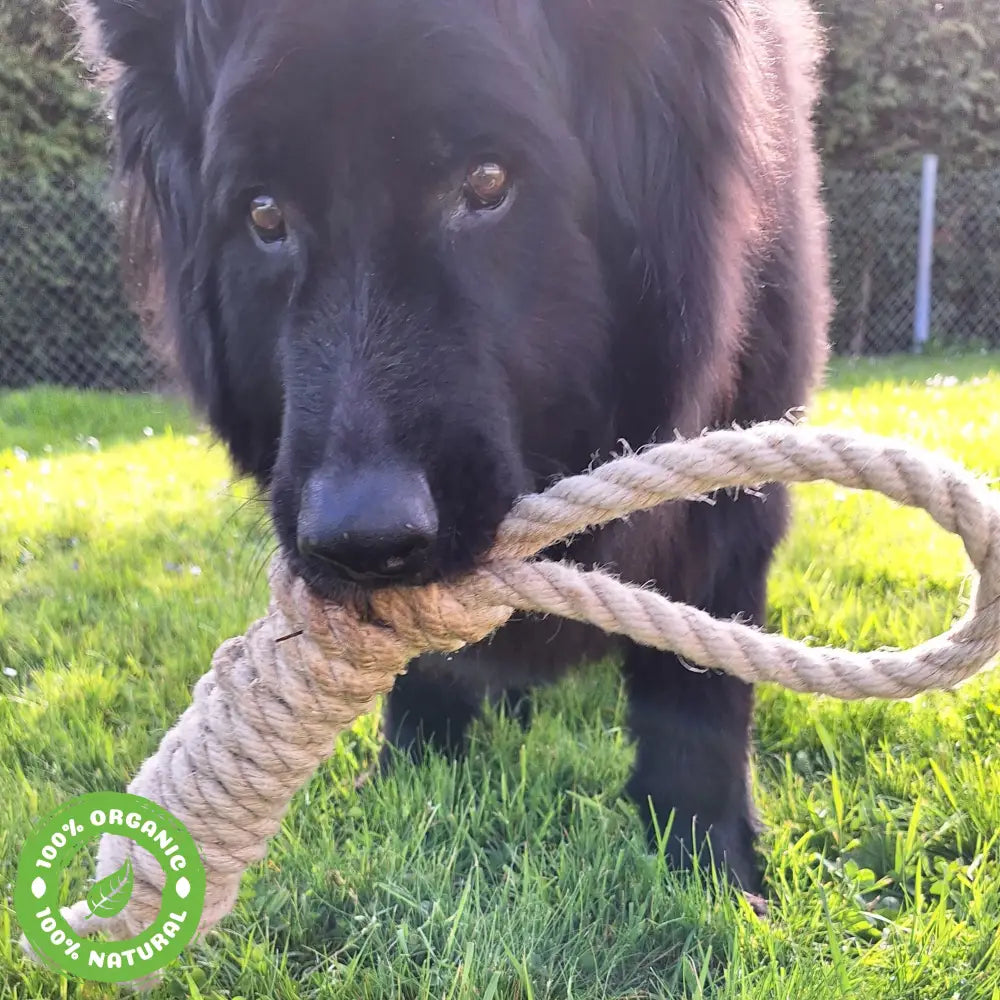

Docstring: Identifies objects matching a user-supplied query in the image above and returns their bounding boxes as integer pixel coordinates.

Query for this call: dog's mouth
[284,543,458,604]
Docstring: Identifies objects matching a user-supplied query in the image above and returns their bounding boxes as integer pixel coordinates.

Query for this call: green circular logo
[15,792,206,984]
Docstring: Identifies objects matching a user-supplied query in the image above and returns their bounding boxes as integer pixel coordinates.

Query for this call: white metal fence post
[913,153,939,353]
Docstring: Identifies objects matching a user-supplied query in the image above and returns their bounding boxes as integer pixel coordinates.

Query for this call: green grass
[3,354,1000,999]
[0,387,196,457]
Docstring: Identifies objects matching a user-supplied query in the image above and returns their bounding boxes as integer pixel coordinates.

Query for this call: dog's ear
[71,0,241,425]
[546,0,784,431]
[71,0,237,124]
[72,0,173,72]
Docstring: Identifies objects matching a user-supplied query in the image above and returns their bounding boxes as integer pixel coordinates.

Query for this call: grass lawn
[2,353,1000,999]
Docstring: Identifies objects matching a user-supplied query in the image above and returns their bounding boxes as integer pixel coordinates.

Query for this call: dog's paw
[742,890,770,919]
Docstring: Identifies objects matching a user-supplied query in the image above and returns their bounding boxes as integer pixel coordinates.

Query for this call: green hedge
[0,0,107,176]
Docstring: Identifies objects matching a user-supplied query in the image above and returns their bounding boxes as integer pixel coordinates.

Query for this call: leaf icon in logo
[85,858,134,920]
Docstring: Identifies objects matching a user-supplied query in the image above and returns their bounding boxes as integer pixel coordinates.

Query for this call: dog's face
[83,0,615,594]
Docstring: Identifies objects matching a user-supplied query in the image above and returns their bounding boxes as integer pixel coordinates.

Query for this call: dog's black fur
[78,0,831,895]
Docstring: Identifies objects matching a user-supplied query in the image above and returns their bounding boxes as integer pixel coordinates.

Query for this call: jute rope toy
[35,421,1000,975]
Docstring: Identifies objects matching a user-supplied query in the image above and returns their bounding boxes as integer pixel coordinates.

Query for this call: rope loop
[32,420,1000,983]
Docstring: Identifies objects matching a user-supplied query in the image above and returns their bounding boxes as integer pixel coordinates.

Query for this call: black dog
[77,0,831,896]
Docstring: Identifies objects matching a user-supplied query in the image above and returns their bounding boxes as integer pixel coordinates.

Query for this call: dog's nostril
[296,467,438,582]
[381,527,435,570]
[373,545,425,578]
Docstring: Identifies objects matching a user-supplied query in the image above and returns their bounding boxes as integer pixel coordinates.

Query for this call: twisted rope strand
[31,420,999,985]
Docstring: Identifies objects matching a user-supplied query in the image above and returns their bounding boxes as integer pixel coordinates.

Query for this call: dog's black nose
[296,467,438,583]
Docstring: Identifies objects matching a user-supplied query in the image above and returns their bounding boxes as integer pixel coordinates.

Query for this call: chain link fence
[2,167,999,390]
[826,168,1000,355]
[0,174,164,390]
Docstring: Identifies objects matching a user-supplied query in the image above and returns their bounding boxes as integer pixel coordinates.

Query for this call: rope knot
[268,555,514,669]
[367,581,514,653]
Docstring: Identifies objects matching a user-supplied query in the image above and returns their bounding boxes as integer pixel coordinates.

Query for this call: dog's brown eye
[249,194,287,244]
[464,162,509,209]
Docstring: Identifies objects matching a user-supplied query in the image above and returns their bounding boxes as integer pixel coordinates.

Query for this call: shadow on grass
[823,350,1000,392]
